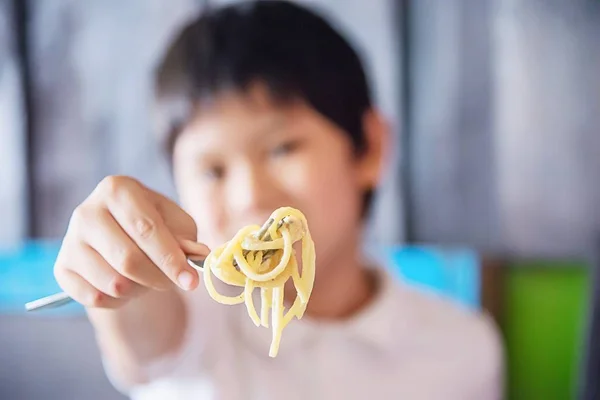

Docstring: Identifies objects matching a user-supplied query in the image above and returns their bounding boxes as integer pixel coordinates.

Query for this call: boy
[54,1,503,399]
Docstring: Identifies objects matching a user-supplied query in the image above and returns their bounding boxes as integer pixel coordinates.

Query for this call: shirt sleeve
[102,289,218,394]
[471,313,505,400]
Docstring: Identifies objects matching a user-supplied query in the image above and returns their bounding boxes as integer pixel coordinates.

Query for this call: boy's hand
[54,175,209,309]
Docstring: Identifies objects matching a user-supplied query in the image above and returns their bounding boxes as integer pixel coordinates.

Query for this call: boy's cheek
[303,176,361,239]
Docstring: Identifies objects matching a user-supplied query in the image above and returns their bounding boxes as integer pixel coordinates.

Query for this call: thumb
[179,239,211,261]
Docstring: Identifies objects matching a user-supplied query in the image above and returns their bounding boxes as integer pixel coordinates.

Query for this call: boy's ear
[357,108,390,190]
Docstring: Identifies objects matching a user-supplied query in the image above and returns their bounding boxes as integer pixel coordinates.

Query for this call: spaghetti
[191,207,315,357]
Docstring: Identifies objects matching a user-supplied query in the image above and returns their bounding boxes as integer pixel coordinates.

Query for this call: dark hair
[154,0,374,215]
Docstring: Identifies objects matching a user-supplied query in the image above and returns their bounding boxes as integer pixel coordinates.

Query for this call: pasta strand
[191,207,316,357]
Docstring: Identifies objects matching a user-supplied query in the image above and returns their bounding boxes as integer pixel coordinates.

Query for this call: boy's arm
[472,313,505,400]
[52,176,210,390]
[88,288,187,387]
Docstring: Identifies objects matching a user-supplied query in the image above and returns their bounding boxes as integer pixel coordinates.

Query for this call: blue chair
[0,240,82,314]
[380,245,481,309]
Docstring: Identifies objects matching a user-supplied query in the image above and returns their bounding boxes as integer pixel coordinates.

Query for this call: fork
[24,216,288,312]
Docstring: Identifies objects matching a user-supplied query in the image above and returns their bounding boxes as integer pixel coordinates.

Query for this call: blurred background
[1,0,599,399]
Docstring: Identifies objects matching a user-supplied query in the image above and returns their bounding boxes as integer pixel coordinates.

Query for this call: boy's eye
[203,165,225,180]
[270,140,300,157]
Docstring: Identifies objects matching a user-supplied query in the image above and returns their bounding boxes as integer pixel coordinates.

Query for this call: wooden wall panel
[408,0,600,257]
[0,0,28,245]
[29,0,203,237]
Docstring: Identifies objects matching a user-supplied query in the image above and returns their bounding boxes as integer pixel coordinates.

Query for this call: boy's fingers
[179,239,211,259]
[74,206,172,291]
[54,268,125,309]
[104,182,199,291]
[72,243,145,299]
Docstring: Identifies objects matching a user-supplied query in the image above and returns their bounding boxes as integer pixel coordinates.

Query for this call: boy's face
[172,84,383,269]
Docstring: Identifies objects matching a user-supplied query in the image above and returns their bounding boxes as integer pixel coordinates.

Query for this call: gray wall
[29,0,203,238]
[409,0,500,251]
[408,0,600,258]
[493,0,600,257]
[0,0,28,245]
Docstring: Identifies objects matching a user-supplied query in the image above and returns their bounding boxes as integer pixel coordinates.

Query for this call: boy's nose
[227,165,280,217]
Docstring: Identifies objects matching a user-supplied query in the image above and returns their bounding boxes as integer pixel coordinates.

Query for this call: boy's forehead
[179,102,293,152]
[191,86,308,134]
[201,82,285,110]
[176,82,315,151]
[192,101,289,135]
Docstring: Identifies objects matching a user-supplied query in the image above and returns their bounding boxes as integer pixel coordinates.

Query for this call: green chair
[502,260,591,400]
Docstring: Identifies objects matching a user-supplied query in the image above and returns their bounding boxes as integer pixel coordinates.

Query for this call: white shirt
[111,268,504,400]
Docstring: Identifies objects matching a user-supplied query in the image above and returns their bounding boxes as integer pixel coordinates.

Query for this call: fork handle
[25,292,73,311]
[25,258,207,312]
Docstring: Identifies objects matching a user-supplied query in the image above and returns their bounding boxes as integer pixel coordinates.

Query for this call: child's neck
[286,242,378,321]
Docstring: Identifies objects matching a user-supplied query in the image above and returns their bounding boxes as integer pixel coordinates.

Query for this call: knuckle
[118,249,142,276]
[69,205,92,230]
[158,252,179,274]
[70,205,87,222]
[183,215,198,239]
[68,205,107,236]
[97,175,136,198]
[88,291,106,308]
[133,216,156,239]
[108,276,131,298]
